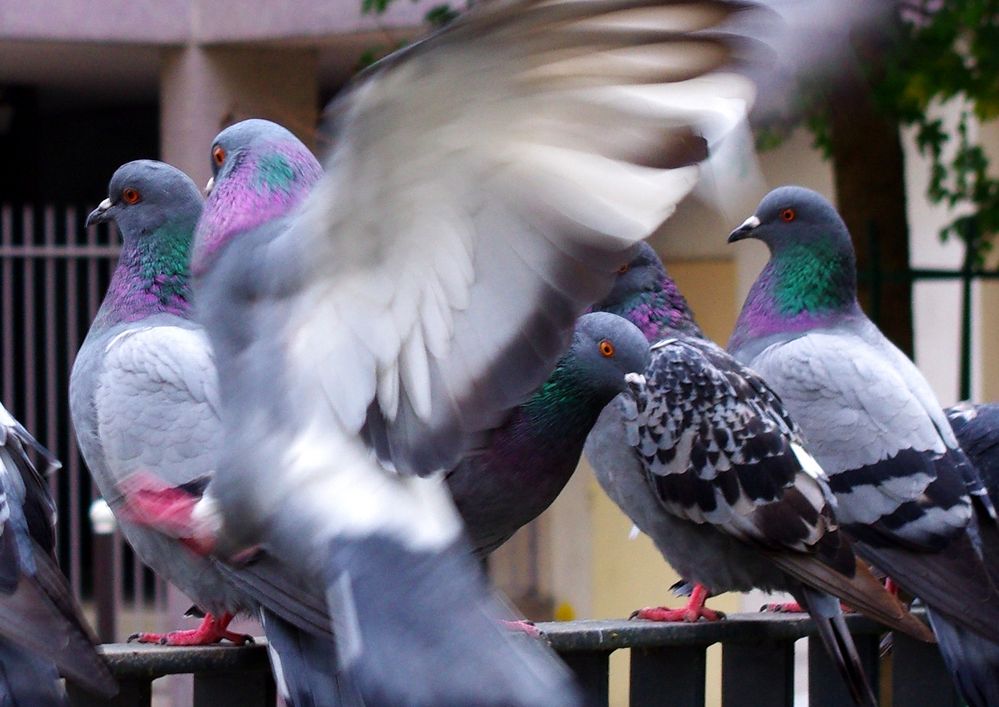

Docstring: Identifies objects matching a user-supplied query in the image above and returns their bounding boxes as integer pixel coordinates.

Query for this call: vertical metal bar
[959,220,976,401]
[630,645,706,707]
[21,206,36,433]
[90,500,116,643]
[65,206,83,600]
[43,206,58,524]
[808,632,880,707]
[113,528,124,639]
[891,632,961,707]
[722,640,793,707]
[559,650,611,707]
[1,206,12,407]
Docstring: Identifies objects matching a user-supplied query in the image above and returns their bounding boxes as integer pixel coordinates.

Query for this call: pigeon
[933,400,999,707]
[585,243,932,707]
[0,404,117,703]
[447,311,650,559]
[70,160,360,707]
[124,2,764,704]
[727,185,999,706]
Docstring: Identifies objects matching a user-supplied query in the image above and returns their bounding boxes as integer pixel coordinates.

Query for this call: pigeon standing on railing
[0,404,117,703]
[70,160,360,707]
[585,243,932,707]
[727,185,999,707]
[142,1,768,703]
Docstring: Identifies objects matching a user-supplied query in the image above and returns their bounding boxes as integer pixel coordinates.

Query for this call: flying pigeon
[0,404,117,702]
[585,243,932,707]
[70,160,360,707]
[728,185,999,706]
[125,1,767,703]
[447,311,650,560]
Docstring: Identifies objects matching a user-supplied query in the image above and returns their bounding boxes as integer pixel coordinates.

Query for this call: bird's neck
[94,224,193,328]
[192,147,322,275]
[604,276,704,343]
[510,362,612,453]
[730,242,859,349]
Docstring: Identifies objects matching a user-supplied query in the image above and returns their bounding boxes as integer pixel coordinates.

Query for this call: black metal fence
[66,613,959,707]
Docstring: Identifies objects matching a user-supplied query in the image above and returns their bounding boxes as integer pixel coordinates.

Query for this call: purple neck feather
[611,273,704,343]
[192,143,322,275]
[93,237,192,329]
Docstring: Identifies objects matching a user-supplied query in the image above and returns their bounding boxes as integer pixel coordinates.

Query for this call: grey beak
[727,214,760,243]
[85,198,113,228]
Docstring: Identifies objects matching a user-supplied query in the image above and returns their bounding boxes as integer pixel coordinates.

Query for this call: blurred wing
[628,338,839,558]
[285,0,759,475]
[95,325,221,503]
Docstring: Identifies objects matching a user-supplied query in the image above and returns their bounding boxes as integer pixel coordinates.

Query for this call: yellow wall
[587,255,741,707]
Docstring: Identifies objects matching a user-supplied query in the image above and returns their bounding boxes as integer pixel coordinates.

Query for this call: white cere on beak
[204,177,215,196]
[97,197,112,211]
[738,215,760,231]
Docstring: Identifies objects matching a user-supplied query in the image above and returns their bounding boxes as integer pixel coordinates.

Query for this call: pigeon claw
[760,601,804,613]
[127,613,252,647]
[501,619,542,638]
[629,605,725,623]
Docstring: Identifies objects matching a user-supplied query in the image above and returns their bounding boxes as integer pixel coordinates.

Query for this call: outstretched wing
[280,0,760,475]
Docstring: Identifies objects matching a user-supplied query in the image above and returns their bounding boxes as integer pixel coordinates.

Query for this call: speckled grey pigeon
[728,185,999,706]
[0,404,116,703]
[585,244,931,707]
[70,160,360,707]
[124,3,764,703]
[447,311,649,559]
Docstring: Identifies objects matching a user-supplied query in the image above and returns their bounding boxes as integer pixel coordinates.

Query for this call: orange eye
[780,208,796,222]
[617,263,630,274]
[212,145,226,166]
[122,188,141,205]
[598,339,615,357]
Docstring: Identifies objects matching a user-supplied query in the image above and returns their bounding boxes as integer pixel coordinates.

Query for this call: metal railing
[66,613,958,707]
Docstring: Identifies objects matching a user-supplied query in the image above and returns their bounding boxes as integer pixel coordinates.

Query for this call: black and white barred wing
[625,337,838,556]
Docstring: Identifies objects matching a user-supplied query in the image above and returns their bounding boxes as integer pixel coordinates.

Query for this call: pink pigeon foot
[630,584,724,623]
[128,613,252,646]
[501,619,541,637]
[117,472,216,556]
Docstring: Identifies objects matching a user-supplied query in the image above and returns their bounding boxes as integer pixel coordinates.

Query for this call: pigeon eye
[213,145,226,166]
[780,208,796,222]
[122,188,141,205]
[617,263,630,274]
[598,339,615,357]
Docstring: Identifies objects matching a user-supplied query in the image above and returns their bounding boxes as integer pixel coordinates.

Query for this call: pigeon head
[565,312,650,398]
[87,161,202,327]
[87,160,203,237]
[193,119,323,275]
[728,186,861,349]
[592,242,703,343]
